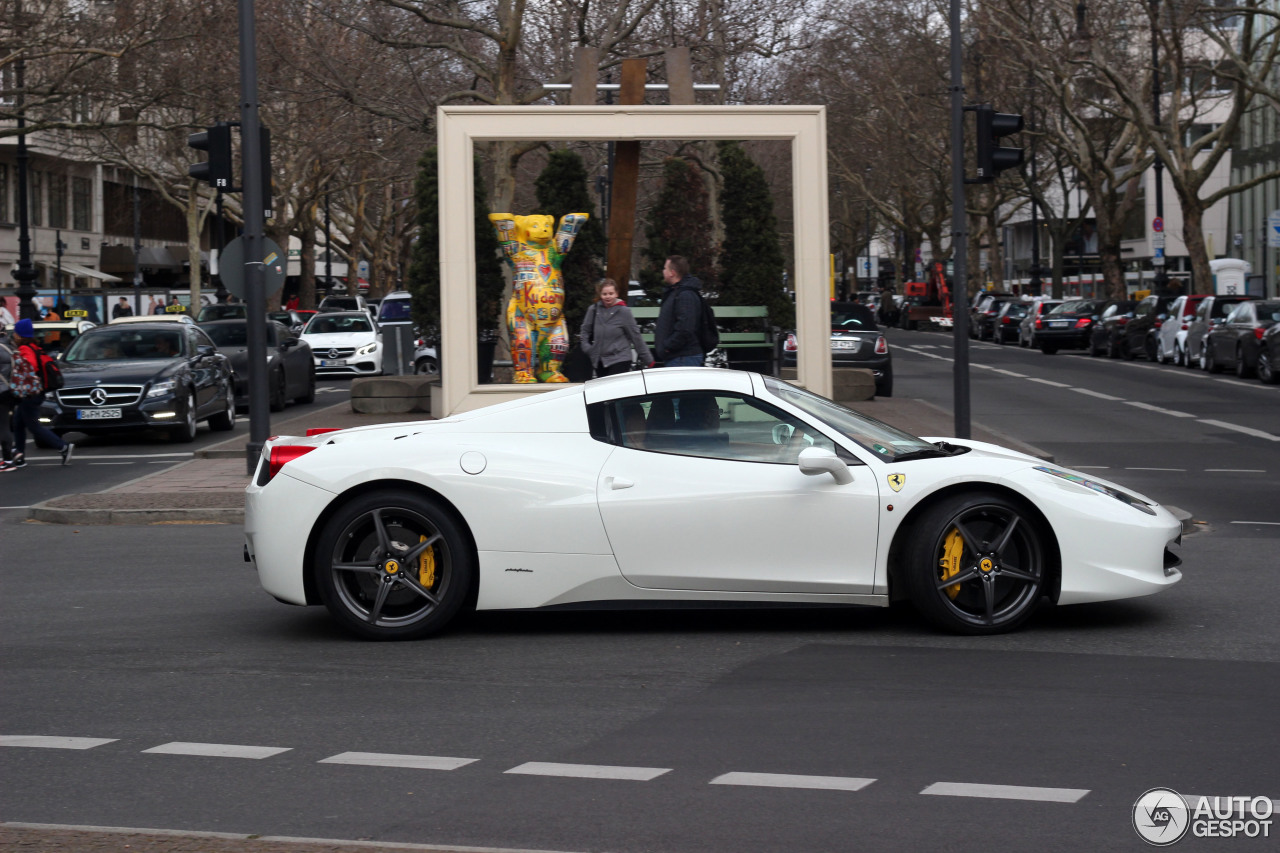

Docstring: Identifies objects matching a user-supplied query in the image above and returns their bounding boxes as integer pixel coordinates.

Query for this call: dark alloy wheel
[315,490,476,640]
[902,492,1048,635]
[170,391,198,443]
[415,357,440,376]
[1258,348,1278,385]
[209,382,236,431]
[1235,346,1252,379]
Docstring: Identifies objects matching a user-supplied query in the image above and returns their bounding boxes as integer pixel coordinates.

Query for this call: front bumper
[39,395,188,433]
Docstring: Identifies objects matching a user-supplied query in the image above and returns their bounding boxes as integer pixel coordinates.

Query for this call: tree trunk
[1179,197,1212,295]
[186,185,202,309]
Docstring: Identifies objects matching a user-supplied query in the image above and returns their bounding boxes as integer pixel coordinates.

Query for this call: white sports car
[244,368,1183,639]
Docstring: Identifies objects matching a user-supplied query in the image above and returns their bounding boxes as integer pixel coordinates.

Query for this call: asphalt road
[1,339,1276,852]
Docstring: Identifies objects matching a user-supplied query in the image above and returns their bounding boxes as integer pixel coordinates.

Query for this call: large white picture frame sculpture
[437,105,832,416]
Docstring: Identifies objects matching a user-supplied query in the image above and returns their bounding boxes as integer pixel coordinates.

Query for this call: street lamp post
[12,0,40,321]
[1150,0,1168,292]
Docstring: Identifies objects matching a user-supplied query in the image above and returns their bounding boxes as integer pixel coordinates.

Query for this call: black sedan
[1258,322,1280,385]
[1035,299,1106,354]
[991,300,1029,345]
[1201,299,1280,378]
[200,319,316,411]
[39,322,236,443]
[781,301,893,396]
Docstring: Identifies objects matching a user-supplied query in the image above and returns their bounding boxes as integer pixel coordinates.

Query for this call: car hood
[59,359,186,386]
[302,332,377,348]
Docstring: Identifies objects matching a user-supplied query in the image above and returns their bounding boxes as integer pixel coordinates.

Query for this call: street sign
[1152,216,1164,233]
[219,236,286,299]
[1153,246,1165,267]
[1268,209,1280,248]
[1152,233,1165,249]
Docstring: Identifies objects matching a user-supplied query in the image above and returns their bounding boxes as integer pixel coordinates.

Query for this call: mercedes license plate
[1050,320,1069,328]
[78,408,122,420]
[831,339,859,350]
[320,359,344,367]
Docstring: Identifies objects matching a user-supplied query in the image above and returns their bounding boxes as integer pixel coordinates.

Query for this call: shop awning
[41,261,123,283]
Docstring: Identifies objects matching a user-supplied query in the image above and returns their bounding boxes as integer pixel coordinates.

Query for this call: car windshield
[1254,301,1280,323]
[762,377,938,461]
[830,303,877,330]
[306,314,371,334]
[1050,300,1102,315]
[197,305,246,321]
[379,300,413,322]
[65,328,185,362]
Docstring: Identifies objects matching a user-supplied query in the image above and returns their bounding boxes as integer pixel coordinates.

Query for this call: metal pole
[949,0,971,440]
[324,191,332,292]
[1150,0,1168,292]
[215,191,228,303]
[133,177,142,303]
[55,230,63,306]
[239,0,269,474]
[13,0,40,322]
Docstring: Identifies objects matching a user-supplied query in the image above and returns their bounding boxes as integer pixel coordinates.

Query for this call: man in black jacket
[654,255,705,367]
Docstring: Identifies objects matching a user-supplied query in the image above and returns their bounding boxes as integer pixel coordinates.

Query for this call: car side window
[191,328,217,351]
[591,392,841,465]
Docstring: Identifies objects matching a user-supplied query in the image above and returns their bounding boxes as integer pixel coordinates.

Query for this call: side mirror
[797,446,853,485]
[196,344,216,358]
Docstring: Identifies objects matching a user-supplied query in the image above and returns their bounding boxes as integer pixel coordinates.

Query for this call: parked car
[301,310,383,376]
[38,322,235,443]
[414,336,439,376]
[1152,294,1207,366]
[199,318,316,411]
[970,293,1018,341]
[1106,294,1177,360]
[317,294,370,316]
[1185,294,1256,369]
[376,290,414,325]
[1036,299,1106,354]
[245,368,1182,639]
[1200,299,1280,377]
[3,318,97,355]
[991,300,1030,345]
[780,301,892,396]
[1017,299,1062,348]
[1257,322,1280,385]
[267,310,308,333]
[109,313,195,325]
[1090,300,1138,358]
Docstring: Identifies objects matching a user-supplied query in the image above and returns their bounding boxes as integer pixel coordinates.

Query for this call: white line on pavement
[1027,377,1072,387]
[142,742,291,759]
[1125,401,1197,418]
[1071,388,1124,401]
[504,762,671,781]
[1229,521,1280,526]
[1198,419,1280,442]
[0,736,117,750]
[1125,467,1186,472]
[710,772,875,791]
[0,506,33,510]
[89,462,135,466]
[319,752,477,771]
[990,369,1027,378]
[921,782,1090,803]
[1205,469,1266,473]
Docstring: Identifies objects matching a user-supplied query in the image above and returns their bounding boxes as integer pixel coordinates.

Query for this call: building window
[72,176,91,231]
[30,170,42,226]
[0,164,8,222]
[49,173,69,229]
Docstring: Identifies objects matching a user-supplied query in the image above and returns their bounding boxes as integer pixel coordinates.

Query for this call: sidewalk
[27,394,1054,525]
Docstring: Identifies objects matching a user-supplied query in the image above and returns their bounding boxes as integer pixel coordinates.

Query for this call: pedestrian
[152,297,165,315]
[112,296,134,319]
[8,318,74,468]
[0,335,16,472]
[654,255,706,368]
[579,279,653,378]
[285,294,299,311]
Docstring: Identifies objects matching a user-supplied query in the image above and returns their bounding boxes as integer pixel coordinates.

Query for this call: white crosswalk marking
[0,736,117,750]
[505,762,671,781]
[921,782,1089,803]
[142,742,291,759]
[710,772,875,791]
[319,752,477,770]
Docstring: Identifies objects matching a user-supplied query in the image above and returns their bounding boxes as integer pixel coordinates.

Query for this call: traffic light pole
[238,0,270,474]
[949,0,971,440]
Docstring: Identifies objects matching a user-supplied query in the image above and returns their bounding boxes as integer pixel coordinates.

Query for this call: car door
[593,390,881,595]
[187,327,221,412]
[1224,303,1255,368]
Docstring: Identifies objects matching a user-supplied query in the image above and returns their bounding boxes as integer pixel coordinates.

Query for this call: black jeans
[13,394,67,456]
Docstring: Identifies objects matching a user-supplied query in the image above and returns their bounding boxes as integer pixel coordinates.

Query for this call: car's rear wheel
[208,382,236,431]
[315,490,475,640]
[1235,345,1252,378]
[1203,346,1221,373]
[1258,348,1278,385]
[902,492,1047,635]
[415,357,440,376]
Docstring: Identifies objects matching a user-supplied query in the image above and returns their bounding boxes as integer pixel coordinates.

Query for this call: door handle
[606,476,634,490]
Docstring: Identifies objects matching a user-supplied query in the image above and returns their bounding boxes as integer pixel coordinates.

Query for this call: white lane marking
[0,506,33,510]
[991,369,1027,378]
[35,452,193,461]
[1028,377,1072,387]
[0,736,117,750]
[971,363,995,370]
[319,752,477,771]
[142,742,291,759]
[89,462,135,466]
[1071,388,1123,401]
[1072,466,1110,470]
[1229,521,1280,526]
[1198,419,1280,442]
[1205,469,1265,473]
[1125,467,1186,472]
[505,762,671,781]
[921,782,1089,803]
[710,772,875,791]
[1125,401,1197,418]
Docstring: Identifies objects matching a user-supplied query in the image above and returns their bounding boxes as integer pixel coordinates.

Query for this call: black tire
[415,357,440,377]
[875,367,893,398]
[1235,346,1252,379]
[269,369,286,412]
[993,329,1005,345]
[1121,336,1136,360]
[1204,346,1221,374]
[170,391,198,443]
[314,490,476,640]
[295,368,317,404]
[1039,342,1058,355]
[1088,335,1103,357]
[1258,348,1278,385]
[901,492,1048,635]
[208,382,236,431]
[1144,335,1158,362]
[1154,339,1168,365]
[1107,336,1121,359]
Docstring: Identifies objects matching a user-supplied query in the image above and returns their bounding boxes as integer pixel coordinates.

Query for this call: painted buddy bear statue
[488,211,588,383]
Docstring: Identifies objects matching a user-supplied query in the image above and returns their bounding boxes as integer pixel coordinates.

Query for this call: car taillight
[1153,319,1163,329]
[784,333,798,353]
[1256,328,1266,341]
[1116,317,1129,325]
[1035,318,1044,329]
[267,445,317,481]
[415,338,424,347]
[874,335,888,354]
[1181,321,1190,331]
[1076,318,1092,328]
[1001,316,1012,324]
[306,427,341,436]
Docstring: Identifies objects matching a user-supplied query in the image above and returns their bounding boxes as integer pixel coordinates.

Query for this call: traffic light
[188,123,233,189]
[974,105,1024,182]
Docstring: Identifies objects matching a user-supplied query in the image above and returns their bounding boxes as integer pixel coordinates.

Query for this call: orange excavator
[898,261,952,330]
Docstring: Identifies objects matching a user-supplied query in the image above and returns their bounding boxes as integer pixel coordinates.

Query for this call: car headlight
[357,342,378,356]
[1034,466,1157,515]
[147,380,177,398]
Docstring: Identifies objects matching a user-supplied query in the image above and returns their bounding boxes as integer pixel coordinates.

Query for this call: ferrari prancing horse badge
[887,473,906,492]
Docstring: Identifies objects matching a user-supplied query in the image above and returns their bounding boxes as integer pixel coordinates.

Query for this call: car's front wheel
[315,490,476,640]
[1258,348,1278,385]
[208,382,236,431]
[902,492,1048,635]
[1235,345,1252,379]
[170,391,198,443]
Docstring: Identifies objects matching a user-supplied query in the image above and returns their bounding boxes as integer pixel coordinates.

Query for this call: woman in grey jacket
[579,279,653,377]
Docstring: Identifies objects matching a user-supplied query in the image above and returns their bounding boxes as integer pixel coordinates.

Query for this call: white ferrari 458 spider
[244,368,1183,639]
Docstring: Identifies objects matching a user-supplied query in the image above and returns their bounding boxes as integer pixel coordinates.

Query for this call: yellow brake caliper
[418,535,436,589]
[939,527,964,599]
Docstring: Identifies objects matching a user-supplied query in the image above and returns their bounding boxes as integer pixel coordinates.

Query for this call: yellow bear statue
[488,212,589,383]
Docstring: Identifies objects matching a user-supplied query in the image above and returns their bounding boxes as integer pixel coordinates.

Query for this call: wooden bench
[630,305,776,374]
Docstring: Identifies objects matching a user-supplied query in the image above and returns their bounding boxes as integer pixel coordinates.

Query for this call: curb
[28,503,243,525]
